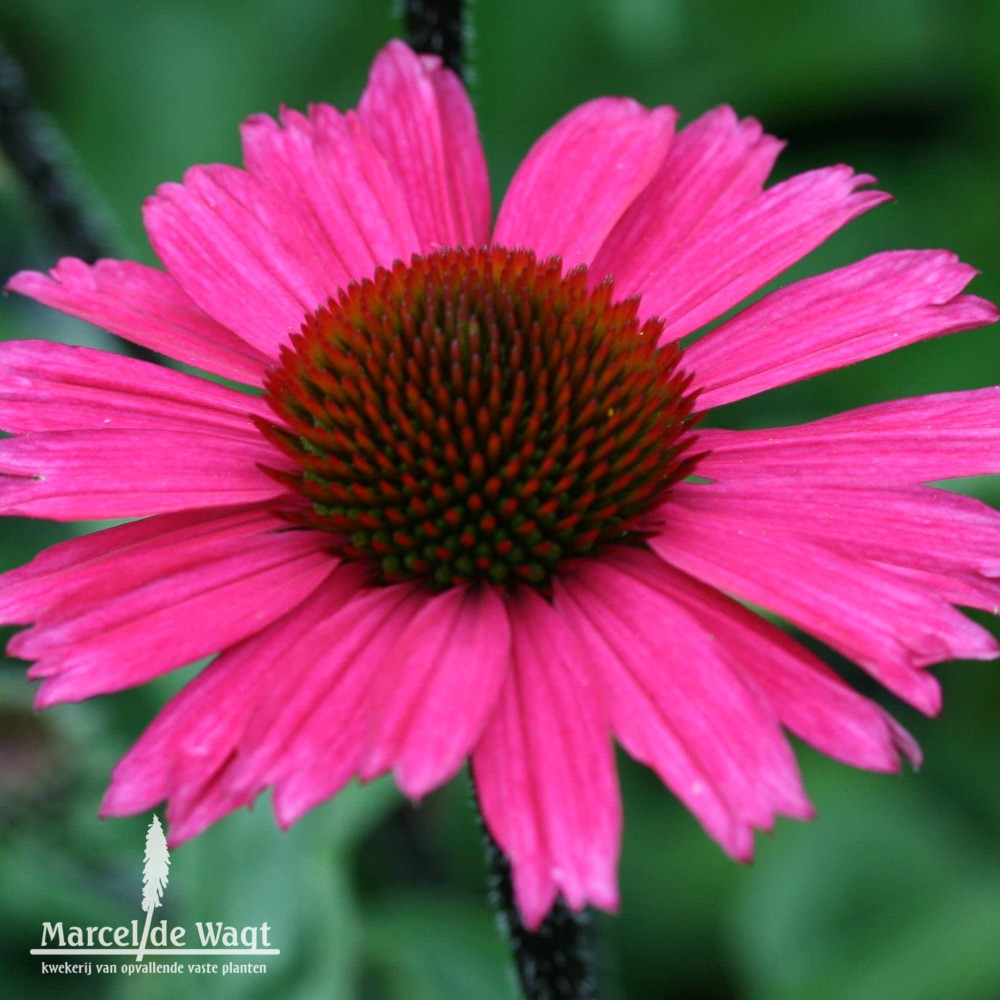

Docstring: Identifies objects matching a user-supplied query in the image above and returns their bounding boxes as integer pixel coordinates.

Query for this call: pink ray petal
[358,39,491,249]
[0,339,268,435]
[472,587,621,929]
[17,530,335,706]
[0,428,288,519]
[265,595,425,826]
[670,481,1000,586]
[175,568,409,838]
[361,584,512,797]
[603,547,921,772]
[99,585,339,838]
[145,164,341,359]
[686,250,998,408]
[556,557,811,860]
[0,503,289,625]
[6,258,269,384]
[653,490,999,712]
[493,98,676,269]
[239,113,386,295]
[228,572,426,823]
[241,103,422,290]
[593,106,783,290]
[608,165,889,340]
[697,387,1000,483]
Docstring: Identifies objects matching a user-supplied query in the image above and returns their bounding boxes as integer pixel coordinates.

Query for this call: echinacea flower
[3,39,999,930]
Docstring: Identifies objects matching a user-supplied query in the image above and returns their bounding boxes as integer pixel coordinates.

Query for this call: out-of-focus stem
[403,0,466,80]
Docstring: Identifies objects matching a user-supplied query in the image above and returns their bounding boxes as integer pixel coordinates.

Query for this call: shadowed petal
[99,581,351,839]
[10,520,336,705]
[0,503,288,624]
[230,574,425,825]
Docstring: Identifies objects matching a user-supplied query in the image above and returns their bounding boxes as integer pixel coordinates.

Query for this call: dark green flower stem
[476,792,600,1000]
[0,43,160,366]
[0,42,116,263]
[403,0,467,80]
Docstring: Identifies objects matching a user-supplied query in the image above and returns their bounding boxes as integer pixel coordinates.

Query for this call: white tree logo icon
[136,814,170,961]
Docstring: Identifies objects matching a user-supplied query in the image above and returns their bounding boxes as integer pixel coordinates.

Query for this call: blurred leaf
[729,763,1000,1000]
[365,894,516,1000]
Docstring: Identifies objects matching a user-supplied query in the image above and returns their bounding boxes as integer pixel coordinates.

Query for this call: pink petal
[144,164,340,359]
[6,259,269,384]
[226,573,426,825]
[99,586,338,836]
[0,428,287,519]
[358,40,491,248]
[672,480,1000,589]
[493,98,676,269]
[606,165,889,340]
[240,104,421,290]
[101,569,502,842]
[653,489,999,712]
[158,567,409,840]
[472,587,621,928]
[0,339,268,435]
[680,481,1000,616]
[686,251,998,408]
[881,563,1000,617]
[17,526,335,706]
[593,106,782,291]
[603,547,920,772]
[0,503,286,624]
[697,387,1000,483]
[556,556,811,861]
[360,584,512,797]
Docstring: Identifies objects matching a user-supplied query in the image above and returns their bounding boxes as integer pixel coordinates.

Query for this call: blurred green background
[3,1,1000,998]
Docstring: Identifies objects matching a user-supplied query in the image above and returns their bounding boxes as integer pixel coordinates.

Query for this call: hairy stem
[0,42,116,262]
[476,794,600,999]
[0,43,161,365]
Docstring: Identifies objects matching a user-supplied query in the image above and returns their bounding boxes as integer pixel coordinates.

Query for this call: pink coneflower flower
[3,39,998,929]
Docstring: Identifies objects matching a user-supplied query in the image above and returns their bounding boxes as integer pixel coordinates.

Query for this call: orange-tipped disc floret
[261,247,700,589]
